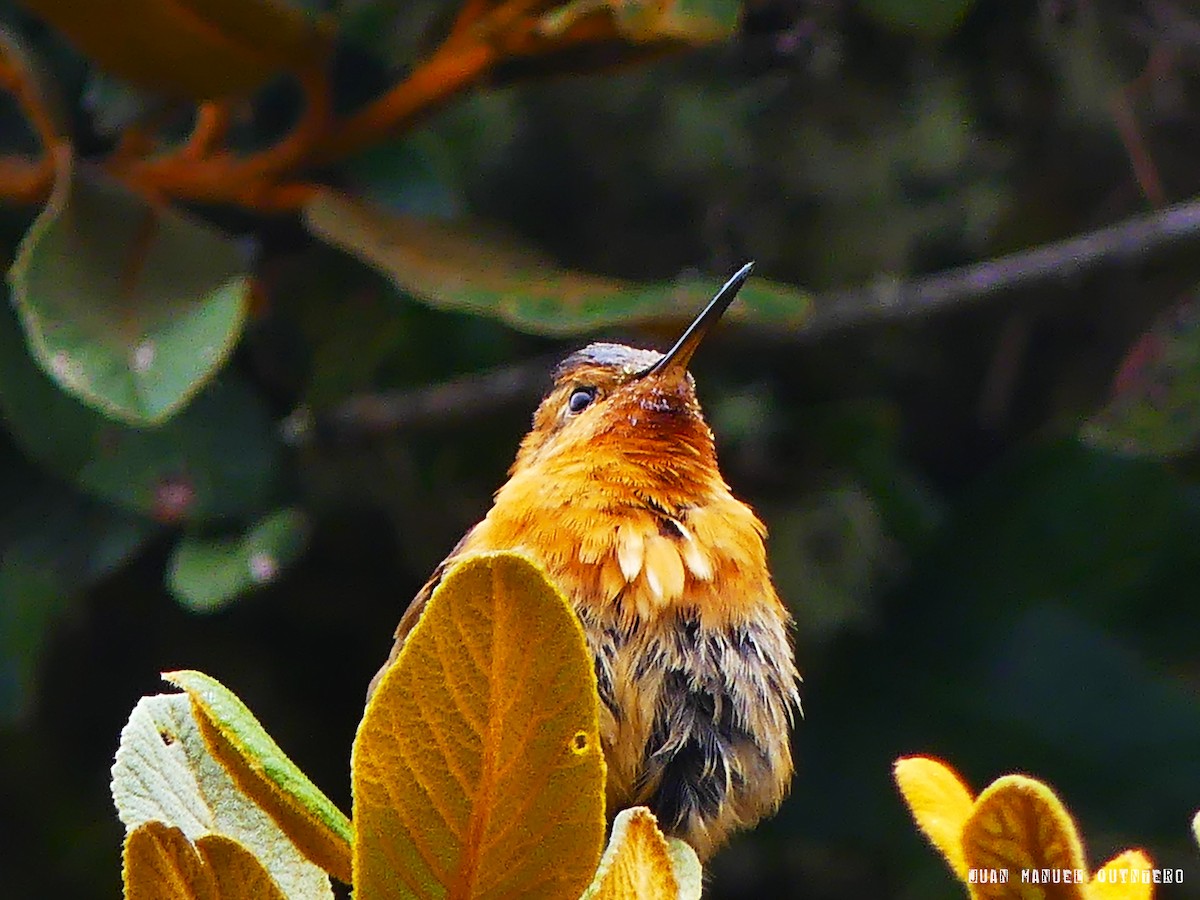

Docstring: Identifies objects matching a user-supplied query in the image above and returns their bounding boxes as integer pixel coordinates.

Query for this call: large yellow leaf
[893,756,974,881]
[163,670,353,884]
[353,551,606,900]
[961,775,1088,900]
[16,0,327,99]
[123,821,287,900]
[580,807,701,900]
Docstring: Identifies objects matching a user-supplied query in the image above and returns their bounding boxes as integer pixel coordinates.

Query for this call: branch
[0,0,669,209]
[0,31,61,203]
[307,40,497,166]
[787,194,1200,341]
[181,101,233,161]
[306,0,549,164]
[283,352,561,444]
[0,39,60,150]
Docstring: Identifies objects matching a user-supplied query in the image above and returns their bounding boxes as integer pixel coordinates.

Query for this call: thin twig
[181,101,233,160]
[284,352,561,443]
[0,41,61,150]
[0,34,61,203]
[1111,42,1172,207]
[307,40,497,165]
[782,193,1200,341]
[0,155,53,203]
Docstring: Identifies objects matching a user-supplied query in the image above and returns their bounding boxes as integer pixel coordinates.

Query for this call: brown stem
[237,64,331,179]
[0,155,55,204]
[0,43,61,151]
[771,194,1200,341]
[182,101,233,160]
[1111,85,1166,207]
[308,40,498,166]
[284,351,561,443]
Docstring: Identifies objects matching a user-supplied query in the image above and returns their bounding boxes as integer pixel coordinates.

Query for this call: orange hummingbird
[368,262,802,860]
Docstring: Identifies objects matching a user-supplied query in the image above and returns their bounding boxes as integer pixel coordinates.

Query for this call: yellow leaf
[123,821,286,900]
[353,551,606,900]
[893,756,974,880]
[197,833,291,900]
[111,693,333,899]
[1088,850,1154,900]
[582,807,682,900]
[16,0,327,99]
[164,670,353,884]
[961,775,1088,900]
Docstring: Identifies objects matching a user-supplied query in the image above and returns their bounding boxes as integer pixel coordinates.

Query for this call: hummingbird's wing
[364,526,476,701]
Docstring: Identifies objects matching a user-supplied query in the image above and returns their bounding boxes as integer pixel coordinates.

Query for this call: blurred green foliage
[2,0,1200,897]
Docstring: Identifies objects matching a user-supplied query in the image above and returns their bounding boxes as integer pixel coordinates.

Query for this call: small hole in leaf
[158,727,176,746]
[571,731,589,753]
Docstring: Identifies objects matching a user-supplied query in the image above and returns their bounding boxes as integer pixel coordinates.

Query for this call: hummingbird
[368,262,801,860]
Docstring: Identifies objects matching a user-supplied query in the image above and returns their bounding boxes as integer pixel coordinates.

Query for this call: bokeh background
[2,0,1200,896]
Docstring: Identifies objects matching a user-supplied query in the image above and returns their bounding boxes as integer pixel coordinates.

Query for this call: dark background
[2,0,1200,897]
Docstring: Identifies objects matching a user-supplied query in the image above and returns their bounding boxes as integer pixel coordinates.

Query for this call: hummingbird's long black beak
[640,261,754,382]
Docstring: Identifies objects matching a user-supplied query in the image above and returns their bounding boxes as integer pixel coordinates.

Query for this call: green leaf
[167,508,309,612]
[8,147,249,425]
[304,190,811,336]
[1081,291,1200,457]
[163,670,353,883]
[0,300,280,523]
[111,690,334,898]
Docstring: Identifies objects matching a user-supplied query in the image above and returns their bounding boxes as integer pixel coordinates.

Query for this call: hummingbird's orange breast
[452,414,800,859]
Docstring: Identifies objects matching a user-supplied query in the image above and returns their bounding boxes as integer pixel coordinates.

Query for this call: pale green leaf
[163,669,353,884]
[8,147,249,425]
[111,691,334,899]
[167,509,310,612]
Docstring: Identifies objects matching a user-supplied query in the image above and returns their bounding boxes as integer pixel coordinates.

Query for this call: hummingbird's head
[511,263,754,482]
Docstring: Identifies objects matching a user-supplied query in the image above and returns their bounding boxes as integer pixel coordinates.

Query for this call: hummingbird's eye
[567,387,598,414]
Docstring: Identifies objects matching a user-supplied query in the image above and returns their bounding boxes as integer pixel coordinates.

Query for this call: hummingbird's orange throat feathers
[511,342,719,489]
[370,262,801,861]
